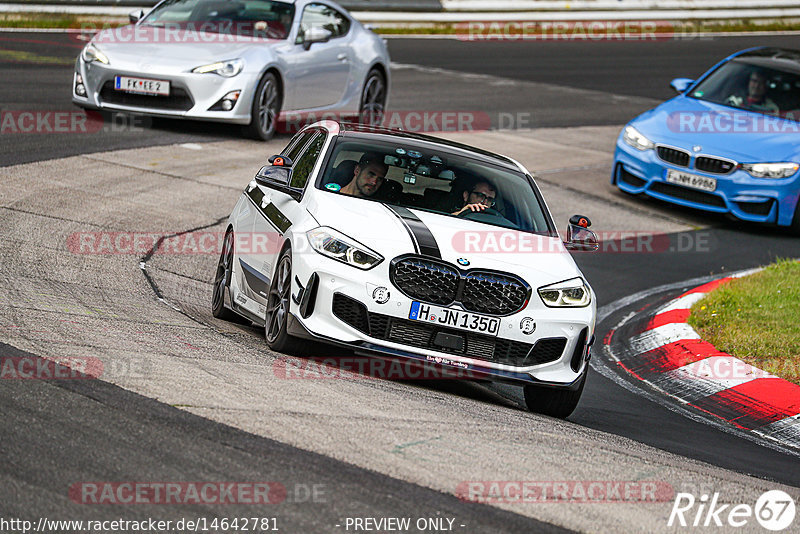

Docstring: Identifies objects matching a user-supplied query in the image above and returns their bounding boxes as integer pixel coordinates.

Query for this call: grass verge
[0,13,127,29]
[689,259,800,385]
[4,15,800,35]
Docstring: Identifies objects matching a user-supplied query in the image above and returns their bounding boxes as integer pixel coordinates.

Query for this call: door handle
[336,53,347,61]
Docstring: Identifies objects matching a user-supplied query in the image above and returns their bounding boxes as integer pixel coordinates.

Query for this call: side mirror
[256,165,291,186]
[129,9,144,23]
[302,27,332,50]
[255,155,302,201]
[564,214,599,252]
[670,78,694,94]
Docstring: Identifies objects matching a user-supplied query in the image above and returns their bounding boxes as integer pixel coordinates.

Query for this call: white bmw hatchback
[212,121,599,417]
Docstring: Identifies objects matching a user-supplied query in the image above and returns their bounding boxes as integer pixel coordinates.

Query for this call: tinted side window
[290,131,326,189]
[283,130,315,162]
[297,3,350,42]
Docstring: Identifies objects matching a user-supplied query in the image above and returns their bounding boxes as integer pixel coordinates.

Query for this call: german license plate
[409,301,500,336]
[666,169,717,192]
[114,75,170,96]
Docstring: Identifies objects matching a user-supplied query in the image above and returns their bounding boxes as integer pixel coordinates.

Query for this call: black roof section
[337,122,522,172]
[734,47,800,74]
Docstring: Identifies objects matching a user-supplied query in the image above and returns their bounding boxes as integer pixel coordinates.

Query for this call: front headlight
[538,278,591,308]
[306,227,383,270]
[192,59,244,77]
[622,125,654,151]
[81,43,109,65]
[740,162,799,179]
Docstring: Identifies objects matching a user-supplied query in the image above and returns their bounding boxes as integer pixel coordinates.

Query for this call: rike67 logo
[669,490,796,531]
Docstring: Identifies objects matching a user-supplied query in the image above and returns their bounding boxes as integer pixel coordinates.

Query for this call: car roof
[733,47,800,74]
[337,122,523,172]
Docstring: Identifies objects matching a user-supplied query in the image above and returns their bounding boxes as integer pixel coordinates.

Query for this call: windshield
[689,59,800,121]
[317,137,554,235]
[142,0,294,39]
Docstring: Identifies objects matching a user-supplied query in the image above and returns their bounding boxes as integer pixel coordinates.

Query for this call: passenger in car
[339,153,389,198]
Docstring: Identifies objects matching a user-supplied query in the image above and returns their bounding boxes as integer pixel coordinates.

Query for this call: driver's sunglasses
[470,190,496,207]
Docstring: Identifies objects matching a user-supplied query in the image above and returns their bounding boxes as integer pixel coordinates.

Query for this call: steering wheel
[458,207,520,229]
[458,207,502,221]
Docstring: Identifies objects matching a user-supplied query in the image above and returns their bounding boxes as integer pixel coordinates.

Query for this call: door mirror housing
[129,9,144,23]
[255,163,302,201]
[670,78,694,94]
[301,27,332,50]
[564,214,599,252]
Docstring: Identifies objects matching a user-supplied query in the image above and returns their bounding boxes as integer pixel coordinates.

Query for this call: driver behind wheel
[339,152,389,198]
[452,180,497,216]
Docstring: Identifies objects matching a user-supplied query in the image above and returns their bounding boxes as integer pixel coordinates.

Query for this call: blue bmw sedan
[612,47,800,232]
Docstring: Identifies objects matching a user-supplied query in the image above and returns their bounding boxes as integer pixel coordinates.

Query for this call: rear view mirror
[564,215,599,252]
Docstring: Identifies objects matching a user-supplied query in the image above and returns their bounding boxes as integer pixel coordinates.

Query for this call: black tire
[211,230,240,321]
[244,72,281,141]
[264,249,306,353]
[523,371,587,419]
[359,68,387,126]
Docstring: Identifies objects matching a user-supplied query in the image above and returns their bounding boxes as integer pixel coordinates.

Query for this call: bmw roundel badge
[457,258,470,266]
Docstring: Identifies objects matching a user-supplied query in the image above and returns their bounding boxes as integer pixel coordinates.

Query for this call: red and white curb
[604,270,800,450]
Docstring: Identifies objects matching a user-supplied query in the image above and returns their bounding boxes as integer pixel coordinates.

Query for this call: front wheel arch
[244,69,283,141]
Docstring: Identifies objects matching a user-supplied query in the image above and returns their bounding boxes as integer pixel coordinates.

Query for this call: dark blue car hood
[630,95,800,162]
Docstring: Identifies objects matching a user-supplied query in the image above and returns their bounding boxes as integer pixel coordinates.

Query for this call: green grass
[689,259,800,384]
[4,14,800,34]
[0,13,126,29]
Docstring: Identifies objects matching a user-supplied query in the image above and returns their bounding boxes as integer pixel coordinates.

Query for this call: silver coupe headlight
[622,125,654,151]
[538,278,591,308]
[192,59,244,77]
[81,43,109,64]
[306,227,383,270]
[740,162,799,179]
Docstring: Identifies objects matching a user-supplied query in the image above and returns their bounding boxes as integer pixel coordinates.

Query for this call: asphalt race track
[2,32,800,532]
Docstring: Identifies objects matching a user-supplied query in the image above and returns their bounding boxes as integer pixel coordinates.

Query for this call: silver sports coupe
[71,0,390,139]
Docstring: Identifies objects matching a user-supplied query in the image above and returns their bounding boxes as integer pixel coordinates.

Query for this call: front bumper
[72,57,254,124]
[613,137,800,227]
[284,248,595,387]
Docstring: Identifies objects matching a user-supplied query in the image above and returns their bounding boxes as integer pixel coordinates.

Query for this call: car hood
[89,25,282,71]
[630,95,800,161]
[306,192,582,286]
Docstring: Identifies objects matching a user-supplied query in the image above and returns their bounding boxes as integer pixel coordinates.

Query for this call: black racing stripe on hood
[383,205,442,259]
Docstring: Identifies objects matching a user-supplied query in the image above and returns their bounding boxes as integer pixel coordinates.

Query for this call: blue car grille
[695,156,736,174]
[657,146,690,167]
